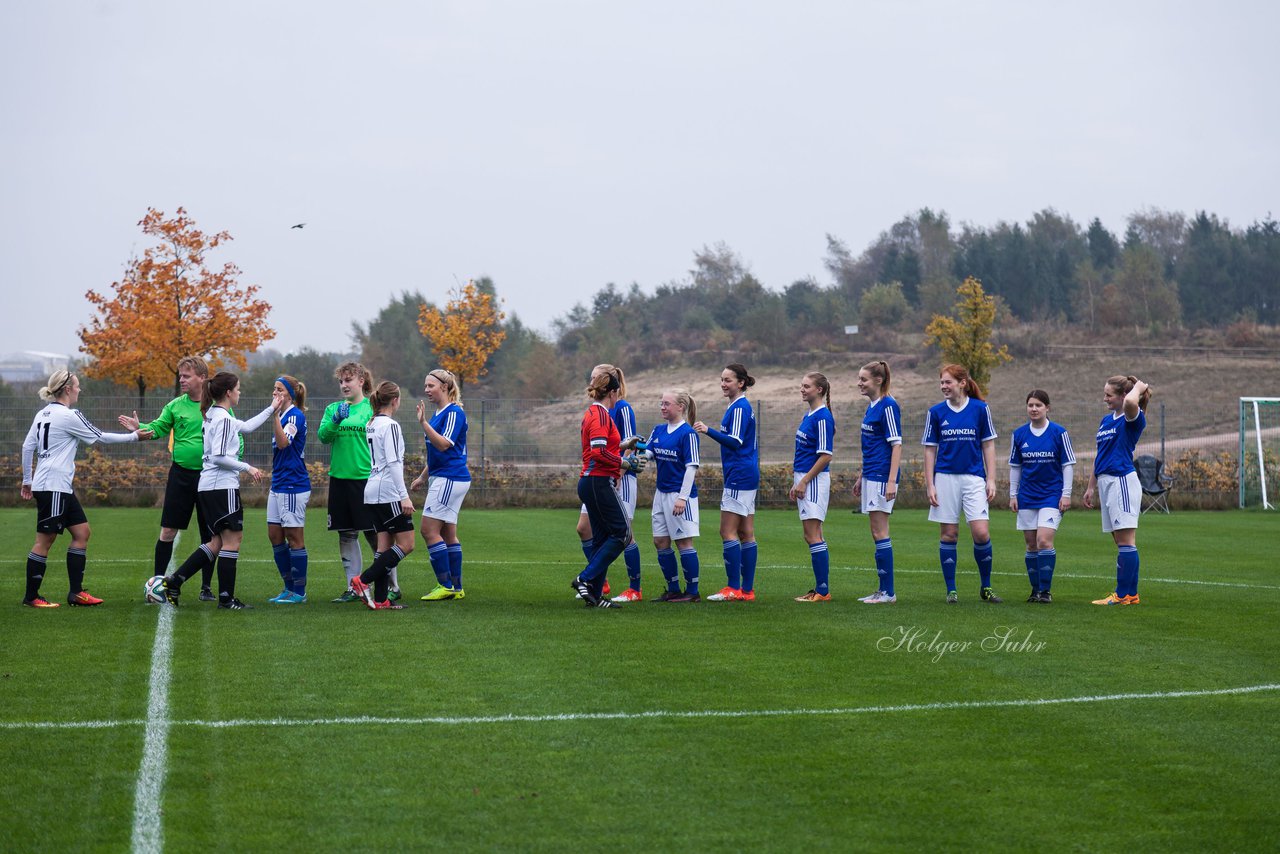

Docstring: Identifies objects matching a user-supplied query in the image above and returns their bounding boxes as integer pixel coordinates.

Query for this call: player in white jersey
[19,370,148,607]
[349,382,415,610]
[160,372,279,609]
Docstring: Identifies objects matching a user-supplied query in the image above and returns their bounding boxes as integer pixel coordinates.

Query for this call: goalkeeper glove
[623,454,646,474]
[331,402,350,424]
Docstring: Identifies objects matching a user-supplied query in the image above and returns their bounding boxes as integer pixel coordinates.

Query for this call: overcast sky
[1,0,1276,360]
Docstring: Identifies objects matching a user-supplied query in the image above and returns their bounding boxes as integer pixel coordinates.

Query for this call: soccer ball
[144,576,167,604]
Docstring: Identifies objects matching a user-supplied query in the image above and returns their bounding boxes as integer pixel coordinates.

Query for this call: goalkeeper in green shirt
[119,356,225,599]
[318,361,381,602]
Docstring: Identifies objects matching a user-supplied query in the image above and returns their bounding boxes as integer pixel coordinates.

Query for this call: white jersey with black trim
[199,404,275,491]
[365,414,409,503]
[21,402,137,493]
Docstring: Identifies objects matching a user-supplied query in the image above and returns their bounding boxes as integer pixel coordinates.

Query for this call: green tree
[859,281,911,330]
[923,276,1012,396]
[352,291,438,388]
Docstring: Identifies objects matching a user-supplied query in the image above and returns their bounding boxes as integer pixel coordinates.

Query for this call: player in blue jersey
[791,372,835,602]
[411,369,472,602]
[575,365,636,601]
[645,389,703,602]
[922,364,1002,604]
[694,364,760,602]
[852,361,903,605]
[1084,375,1152,605]
[266,375,312,604]
[1008,390,1075,604]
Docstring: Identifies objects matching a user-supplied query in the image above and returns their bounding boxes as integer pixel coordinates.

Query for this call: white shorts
[267,490,310,528]
[422,476,470,524]
[1016,506,1062,531]
[928,472,989,524]
[860,479,897,514]
[1097,472,1140,533]
[580,474,638,521]
[720,488,757,517]
[795,471,830,522]
[651,490,700,540]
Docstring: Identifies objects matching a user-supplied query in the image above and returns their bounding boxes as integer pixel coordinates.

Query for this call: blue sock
[1118,545,1139,597]
[272,542,291,590]
[722,539,742,590]
[1038,548,1056,593]
[427,541,451,587]
[741,541,758,593]
[448,543,462,590]
[1024,550,1039,592]
[623,542,642,590]
[289,548,308,594]
[580,539,593,561]
[874,538,894,596]
[810,541,829,595]
[939,542,958,592]
[679,548,700,595]
[974,540,993,589]
[657,548,679,592]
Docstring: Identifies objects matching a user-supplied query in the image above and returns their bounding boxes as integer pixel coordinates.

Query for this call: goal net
[1239,398,1280,509]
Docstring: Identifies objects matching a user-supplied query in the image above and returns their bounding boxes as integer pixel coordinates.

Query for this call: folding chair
[1133,454,1174,514]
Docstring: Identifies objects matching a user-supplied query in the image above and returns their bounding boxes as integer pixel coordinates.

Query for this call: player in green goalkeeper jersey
[317,361,382,601]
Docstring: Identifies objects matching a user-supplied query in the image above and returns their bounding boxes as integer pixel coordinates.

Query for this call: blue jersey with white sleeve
[646,421,700,497]
[270,405,310,493]
[860,396,902,483]
[704,396,759,490]
[793,406,834,474]
[427,403,471,481]
[922,398,997,476]
[612,399,639,482]
[1093,410,1145,477]
[1009,421,1075,509]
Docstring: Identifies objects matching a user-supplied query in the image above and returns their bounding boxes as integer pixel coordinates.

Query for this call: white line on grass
[130,534,178,854]
[6,682,1276,732]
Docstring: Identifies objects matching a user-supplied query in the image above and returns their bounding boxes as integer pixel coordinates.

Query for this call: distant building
[0,351,71,383]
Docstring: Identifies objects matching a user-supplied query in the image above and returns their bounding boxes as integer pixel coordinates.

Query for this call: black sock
[154,539,174,576]
[25,552,46,601]
[172,545,214,588]
[374,576,389,603]
[217,550,239,600]
[67,547,87,595]
[360,546,404,589]
[201,555,215,590]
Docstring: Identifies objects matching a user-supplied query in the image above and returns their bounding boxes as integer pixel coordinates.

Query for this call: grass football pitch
[2,507,1278,852]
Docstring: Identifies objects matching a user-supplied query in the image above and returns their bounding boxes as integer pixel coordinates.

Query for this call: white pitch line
[6,683,1277,732]
[130,534,178,854]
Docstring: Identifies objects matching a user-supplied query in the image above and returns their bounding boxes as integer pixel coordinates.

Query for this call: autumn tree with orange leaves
[417,279,506,390]
[79,207,274,407]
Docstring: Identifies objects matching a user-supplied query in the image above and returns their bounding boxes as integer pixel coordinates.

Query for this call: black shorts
[160,463,212,540]
[328,477,374,532]
[370,501,414,534]
[197,489,244,535]
[34,491,88,534]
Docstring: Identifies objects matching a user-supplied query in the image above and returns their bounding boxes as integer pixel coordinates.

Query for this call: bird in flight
[291,223,306,229]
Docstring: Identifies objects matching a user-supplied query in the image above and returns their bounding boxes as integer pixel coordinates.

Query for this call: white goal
[1239,398,1280,509]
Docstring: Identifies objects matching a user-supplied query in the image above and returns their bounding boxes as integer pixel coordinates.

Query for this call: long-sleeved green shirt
[317,398,373,479]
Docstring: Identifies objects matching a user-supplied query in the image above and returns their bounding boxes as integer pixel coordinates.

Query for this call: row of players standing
[569,361,1153,608]
[18,357,473,609]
